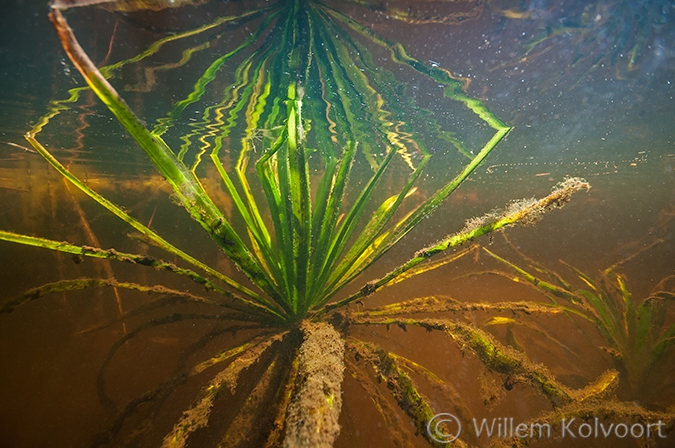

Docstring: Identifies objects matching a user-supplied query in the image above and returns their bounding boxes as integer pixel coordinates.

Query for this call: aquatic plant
[474,236,675,404]
[0,1,631,446]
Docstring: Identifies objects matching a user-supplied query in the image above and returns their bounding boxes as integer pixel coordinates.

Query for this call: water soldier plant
[0,1,640,446]
[474,236,675,406]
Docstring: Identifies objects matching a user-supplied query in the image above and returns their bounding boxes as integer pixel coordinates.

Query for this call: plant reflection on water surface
[490,0,675,78]
[0,0,673,447]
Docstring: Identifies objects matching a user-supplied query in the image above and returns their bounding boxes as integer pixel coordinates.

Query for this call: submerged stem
[321,178,591,313]
[283,321,345,448]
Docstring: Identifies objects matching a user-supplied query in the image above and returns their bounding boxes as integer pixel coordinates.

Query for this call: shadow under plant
[1,0,673,446]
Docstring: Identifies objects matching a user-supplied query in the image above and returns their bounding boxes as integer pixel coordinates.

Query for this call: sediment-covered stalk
[283,321,345,448]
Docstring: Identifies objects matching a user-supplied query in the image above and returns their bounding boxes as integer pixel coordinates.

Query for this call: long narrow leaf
[320,178,590,311]
[0,230,279,318]
[20,137,281,313]
[48,8,280,302]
